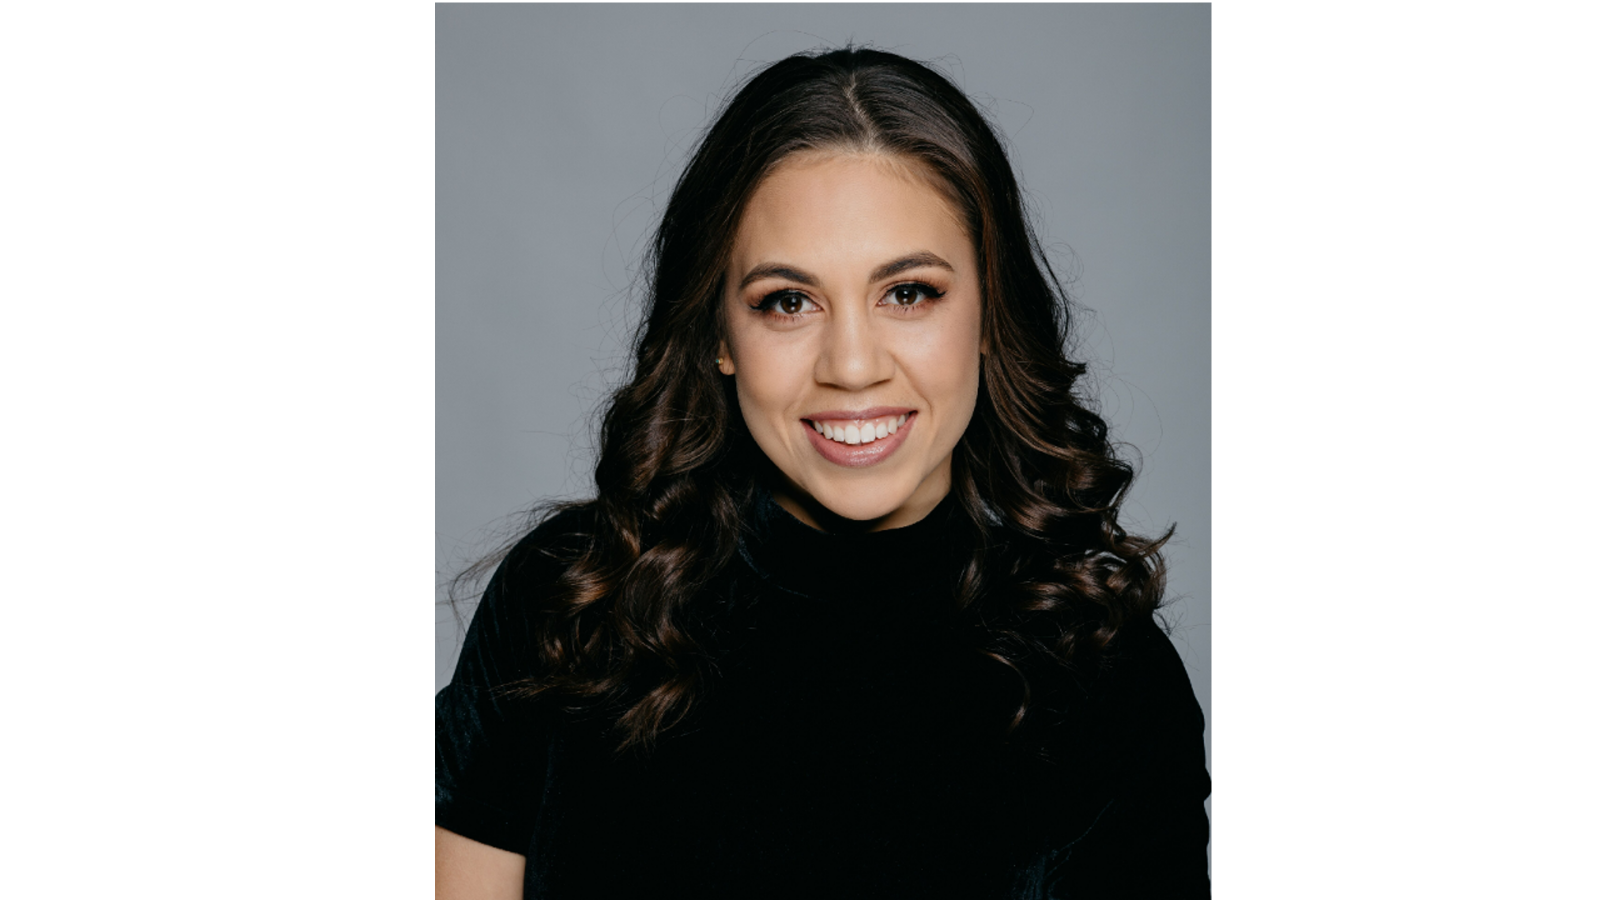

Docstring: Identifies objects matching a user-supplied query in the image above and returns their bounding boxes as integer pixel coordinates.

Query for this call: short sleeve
[435,512,587,854]
[1029,623,1212,897]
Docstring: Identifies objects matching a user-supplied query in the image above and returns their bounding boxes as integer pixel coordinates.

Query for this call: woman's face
[720,151,983,531]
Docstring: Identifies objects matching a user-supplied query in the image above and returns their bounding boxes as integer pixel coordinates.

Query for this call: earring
[716,357,724,367]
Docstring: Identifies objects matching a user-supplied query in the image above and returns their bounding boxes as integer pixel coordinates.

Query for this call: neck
[742,483,963,602]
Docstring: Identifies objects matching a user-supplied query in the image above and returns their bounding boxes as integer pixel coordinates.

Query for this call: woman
[437,47,1209,898]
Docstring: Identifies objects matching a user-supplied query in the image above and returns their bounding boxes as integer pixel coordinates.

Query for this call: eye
[753,289,816,317]
[884,282,945,308]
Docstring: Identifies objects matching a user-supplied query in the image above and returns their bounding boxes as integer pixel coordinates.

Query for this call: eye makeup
[748,280,949,320]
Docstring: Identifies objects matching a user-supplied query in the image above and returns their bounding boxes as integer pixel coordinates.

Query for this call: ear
[717,341,735,376]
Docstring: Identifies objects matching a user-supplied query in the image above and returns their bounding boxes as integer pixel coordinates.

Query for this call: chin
[821,497,905,523]
[804,478,918,524]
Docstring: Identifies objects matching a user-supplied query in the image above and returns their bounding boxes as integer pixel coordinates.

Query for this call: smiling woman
[720,152,983,530]
[437,47,1209,899]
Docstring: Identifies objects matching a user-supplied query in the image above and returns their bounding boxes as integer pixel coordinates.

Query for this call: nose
[814,304,894,390]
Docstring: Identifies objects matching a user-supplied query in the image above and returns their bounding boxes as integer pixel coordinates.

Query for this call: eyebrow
[736,251,956,291]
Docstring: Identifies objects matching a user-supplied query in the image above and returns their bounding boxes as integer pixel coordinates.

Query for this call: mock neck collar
[738,484,963,603]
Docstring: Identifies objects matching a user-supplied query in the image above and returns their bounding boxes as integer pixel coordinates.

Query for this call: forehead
[730,152,972,269]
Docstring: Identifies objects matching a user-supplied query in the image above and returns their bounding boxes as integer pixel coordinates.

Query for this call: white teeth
[812,413,911,445]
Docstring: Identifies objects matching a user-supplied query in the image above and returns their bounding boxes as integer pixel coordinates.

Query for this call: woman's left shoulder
[1043,611,1203,787]
[1015,619,1210,896]
[1002,617,1210,895]
[1088,614,1203,730]
[1099,619,1202,709]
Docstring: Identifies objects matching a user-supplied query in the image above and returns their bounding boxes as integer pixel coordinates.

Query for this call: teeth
[810,413,910,445]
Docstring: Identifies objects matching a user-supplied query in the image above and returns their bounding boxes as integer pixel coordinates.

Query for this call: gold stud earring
[716,357,723,367]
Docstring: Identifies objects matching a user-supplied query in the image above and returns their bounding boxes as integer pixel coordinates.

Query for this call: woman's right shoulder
[447,504,602,689]
[454,505,598,668]
[488,502,600,595]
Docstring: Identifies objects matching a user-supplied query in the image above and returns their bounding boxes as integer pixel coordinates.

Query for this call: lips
[801,409,916,468]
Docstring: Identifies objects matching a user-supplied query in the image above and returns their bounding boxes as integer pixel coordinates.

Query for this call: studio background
[437,3,1211,770]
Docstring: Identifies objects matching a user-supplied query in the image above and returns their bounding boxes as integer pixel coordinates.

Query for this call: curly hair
[470,47,1170,753]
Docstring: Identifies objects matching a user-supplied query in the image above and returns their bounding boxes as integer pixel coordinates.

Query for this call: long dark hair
[474,47,1169,752]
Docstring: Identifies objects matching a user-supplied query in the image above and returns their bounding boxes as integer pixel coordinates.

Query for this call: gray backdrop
[437,4,1210,769]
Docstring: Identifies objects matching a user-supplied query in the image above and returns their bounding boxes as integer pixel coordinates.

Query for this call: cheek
[729,332,807,428]
[921,334,983,450]
[913,315,984,408]
[733,377,778,431]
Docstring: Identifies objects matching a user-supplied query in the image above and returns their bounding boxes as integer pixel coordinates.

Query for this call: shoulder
[447,503,599,688]
[1044,619,1207,793]
[1036,621,1212,891]
[1096,620,1202,717]
[486,503,598,597]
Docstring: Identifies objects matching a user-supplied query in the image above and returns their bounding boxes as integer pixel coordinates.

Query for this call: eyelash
[750,282,947,318]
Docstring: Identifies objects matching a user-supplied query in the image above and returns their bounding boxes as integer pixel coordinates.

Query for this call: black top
[436,493,1210,898]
